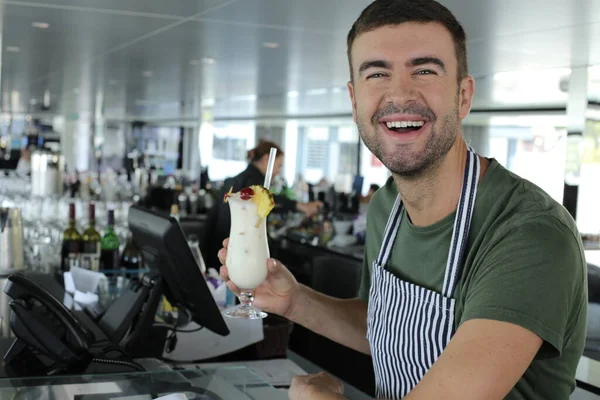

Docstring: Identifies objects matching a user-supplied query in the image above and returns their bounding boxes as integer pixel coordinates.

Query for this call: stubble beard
[357,99,461,180]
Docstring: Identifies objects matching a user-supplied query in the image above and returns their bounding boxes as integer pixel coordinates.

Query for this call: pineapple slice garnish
[249,185,275,218]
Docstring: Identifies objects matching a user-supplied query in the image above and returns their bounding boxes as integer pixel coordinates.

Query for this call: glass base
[224,305,267,319]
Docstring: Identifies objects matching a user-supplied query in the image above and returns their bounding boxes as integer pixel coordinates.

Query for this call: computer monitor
[352,175,364,196]
[127,205,229,337]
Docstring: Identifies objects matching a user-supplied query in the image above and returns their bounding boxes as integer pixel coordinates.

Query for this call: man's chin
[380,154,430,177]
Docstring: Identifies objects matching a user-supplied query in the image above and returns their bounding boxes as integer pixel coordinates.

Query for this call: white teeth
[385,121,425,129]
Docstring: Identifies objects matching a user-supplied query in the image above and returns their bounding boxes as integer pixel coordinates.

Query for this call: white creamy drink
[223,185,275,320]
[225,195,269,290]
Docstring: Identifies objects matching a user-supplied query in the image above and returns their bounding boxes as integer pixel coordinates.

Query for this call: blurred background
[0,0,600,397]
[0,0,598,238]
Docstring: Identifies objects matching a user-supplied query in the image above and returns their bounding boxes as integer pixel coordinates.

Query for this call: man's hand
[289,372,346,400]
[219,238,300,318]
[297,201,323,217]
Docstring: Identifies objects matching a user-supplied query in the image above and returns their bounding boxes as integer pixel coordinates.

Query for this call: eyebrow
[408,57,447,72]
[357,57,447,77]
[358,60,392,77]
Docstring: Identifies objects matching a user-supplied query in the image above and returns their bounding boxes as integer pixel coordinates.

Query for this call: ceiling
[1,0,599,123]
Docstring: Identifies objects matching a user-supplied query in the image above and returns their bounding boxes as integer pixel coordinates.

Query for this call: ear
[347,81,358,124]
[458,75,475,120]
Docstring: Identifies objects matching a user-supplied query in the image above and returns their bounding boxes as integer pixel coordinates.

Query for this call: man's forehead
[351,22,456,64]
[353,22,453,50]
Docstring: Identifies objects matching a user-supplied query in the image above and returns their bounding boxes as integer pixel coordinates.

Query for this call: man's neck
[392,139,488,227]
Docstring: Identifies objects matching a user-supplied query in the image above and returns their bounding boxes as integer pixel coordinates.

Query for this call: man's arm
[289,285,371,355]
[290,318,542,400]
[404,318,542,399]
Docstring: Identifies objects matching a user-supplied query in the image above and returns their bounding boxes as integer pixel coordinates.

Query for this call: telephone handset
[3,273,95,366]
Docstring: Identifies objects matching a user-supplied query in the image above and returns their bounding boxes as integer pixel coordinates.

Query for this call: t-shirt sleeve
[459,216,586,359]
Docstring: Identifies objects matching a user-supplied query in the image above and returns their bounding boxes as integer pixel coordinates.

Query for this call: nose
[385,74,418,107]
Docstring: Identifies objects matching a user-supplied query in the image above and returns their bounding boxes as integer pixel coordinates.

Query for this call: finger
[291,375,308,386]
[218,248,227,265]
[226,280,241,296]
[222,238,229,248]
[219,265,229,281]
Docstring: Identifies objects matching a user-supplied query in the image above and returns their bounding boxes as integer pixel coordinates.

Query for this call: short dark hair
[347,0,468,82]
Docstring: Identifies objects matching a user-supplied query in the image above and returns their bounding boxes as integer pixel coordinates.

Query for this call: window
[577,119,600,235]
[294,125,361,188]
[212,136,247,161]
[303,127,330,183]
[485,124,567,204]
[204,122,255,182]
[338,127,359,177]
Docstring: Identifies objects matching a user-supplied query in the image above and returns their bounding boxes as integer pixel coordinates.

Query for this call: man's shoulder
[476,159,579,240]
[470,162,586,290]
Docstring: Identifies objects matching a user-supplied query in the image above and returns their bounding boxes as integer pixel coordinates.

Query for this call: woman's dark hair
[247,140,284,162]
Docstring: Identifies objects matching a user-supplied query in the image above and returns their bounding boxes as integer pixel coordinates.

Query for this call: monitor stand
[98,274,170,358]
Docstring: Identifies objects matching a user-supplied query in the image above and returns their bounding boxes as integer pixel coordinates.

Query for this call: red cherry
[240,187,254,200]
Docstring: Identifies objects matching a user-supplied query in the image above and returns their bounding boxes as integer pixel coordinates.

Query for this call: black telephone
[3,273,95,369]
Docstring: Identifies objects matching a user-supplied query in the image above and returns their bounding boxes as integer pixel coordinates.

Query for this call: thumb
[267,258,282,273]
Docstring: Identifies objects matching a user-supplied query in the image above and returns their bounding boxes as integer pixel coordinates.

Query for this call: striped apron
[367,149,481,399]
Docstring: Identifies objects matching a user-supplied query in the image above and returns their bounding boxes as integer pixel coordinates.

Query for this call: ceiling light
[201,98,215,107]
[203,57,216,64]
[6,46,20,53]
[32,22,50,29]
[142,71,153,77]
[262,42,279,48]
[306,88,329,96]
[43,90,51,108]
[287,91,299,98]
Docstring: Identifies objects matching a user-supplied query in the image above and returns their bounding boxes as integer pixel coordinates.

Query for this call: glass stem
[239,291,254,307]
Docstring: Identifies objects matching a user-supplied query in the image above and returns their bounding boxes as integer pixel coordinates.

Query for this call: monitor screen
[128,205,229,336]
[352,175,364,196]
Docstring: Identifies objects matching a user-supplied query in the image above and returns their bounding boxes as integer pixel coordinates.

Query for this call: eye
[415,69,437,75]
[366,72,387,79]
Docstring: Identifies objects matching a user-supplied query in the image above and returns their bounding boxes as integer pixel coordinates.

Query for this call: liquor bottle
[100,209,120,271]
[60,203,81,273]
[121,232,142,280]
[80,203,101,271]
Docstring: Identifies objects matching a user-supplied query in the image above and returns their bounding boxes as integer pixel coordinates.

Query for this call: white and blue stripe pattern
[367,149,480,399]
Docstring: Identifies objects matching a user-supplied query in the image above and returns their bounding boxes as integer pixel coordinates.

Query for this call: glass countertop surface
[0,360,287,400]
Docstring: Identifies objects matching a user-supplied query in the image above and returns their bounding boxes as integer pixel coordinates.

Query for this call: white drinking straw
[263,148,278,189]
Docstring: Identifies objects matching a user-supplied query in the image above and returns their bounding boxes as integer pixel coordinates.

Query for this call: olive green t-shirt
[359,159,587,399]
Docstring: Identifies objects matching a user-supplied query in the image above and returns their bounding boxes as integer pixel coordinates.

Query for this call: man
[219,0,587,398]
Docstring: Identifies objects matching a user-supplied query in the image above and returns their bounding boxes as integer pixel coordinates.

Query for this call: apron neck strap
[375,148,481,298]
[442,147,480,297]
[376,195,403,266]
